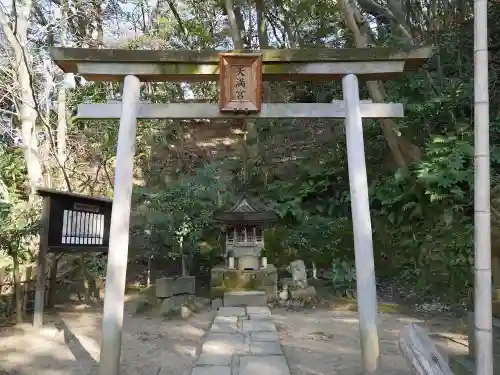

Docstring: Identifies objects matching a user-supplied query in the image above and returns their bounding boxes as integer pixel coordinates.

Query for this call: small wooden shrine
[211,192,278,302]
[214,192,277,270]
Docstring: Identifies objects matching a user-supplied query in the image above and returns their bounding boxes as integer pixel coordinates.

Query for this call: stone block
[249,314,272,320]
[246,306,271,315]
[239,355,290,375]
[289,286,316,300]
[191,366,231,375]
[156,276,195,298]
[160,294,189,315]
[250,341,282,355]
[251,331,280,342]
[181,305,193,319]
[211,298,222,309]
[242,320,276,333]
[224,291,267,307]
[218,306,246,317]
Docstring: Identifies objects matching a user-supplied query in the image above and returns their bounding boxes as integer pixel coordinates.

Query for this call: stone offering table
[190,306,290,375]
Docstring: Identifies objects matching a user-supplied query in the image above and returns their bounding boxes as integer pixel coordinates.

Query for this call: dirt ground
[0,303,468,375]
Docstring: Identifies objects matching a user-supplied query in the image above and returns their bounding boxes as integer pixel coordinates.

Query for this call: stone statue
[289,259,308,288]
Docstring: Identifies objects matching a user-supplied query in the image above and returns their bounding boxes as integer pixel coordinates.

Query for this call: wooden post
[98,75,141,375]
[33,196,50,327]
[342,74,381,375]
[474,0,493,374]
[47,254,59,308]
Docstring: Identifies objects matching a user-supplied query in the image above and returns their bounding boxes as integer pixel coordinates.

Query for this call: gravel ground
[0,304,212,375]
[0,304,468,375]
[273,307,468,375]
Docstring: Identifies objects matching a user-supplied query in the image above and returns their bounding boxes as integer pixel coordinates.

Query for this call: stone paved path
[191,306,290,375]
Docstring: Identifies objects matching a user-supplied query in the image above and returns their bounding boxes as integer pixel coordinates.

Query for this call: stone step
[224,291,267,307]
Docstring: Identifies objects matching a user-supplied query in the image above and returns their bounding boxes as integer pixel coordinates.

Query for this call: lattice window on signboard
[62,209,105,245]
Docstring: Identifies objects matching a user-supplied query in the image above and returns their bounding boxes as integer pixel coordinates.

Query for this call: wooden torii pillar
[51,46,431,375]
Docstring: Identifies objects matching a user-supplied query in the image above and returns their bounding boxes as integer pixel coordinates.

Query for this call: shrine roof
[214,193,278,224]
[37,187,112,204]
[49,46,432,82]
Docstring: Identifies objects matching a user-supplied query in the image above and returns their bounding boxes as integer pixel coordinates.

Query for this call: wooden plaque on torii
[219,53,262,113]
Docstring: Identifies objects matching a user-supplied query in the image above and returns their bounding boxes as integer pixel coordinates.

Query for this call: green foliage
[132,162,233,274]
[331,260,357,299]
[0,143,37,265]
[0,199,39,263]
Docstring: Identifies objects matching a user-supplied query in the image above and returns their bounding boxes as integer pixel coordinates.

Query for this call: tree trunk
[80,254,90,303]
[181,255,188,277]
[147,256,153,287]
[22,265,32,319]
[12,252,22,324]
[255,0,269,49]
[0,1,43,196]
[224,0,244,49]
[338,0,421,169]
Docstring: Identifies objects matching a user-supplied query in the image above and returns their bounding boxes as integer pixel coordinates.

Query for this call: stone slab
[251,331,280,342]
[249,313,273,320]
[191,366,231,375]
[247,306,272,320]
[224,291,267,307]
[217,306,246,317]
[210,321,240,334]
[246,306,271,315]
[156,276,195,298]
[203,333,248,355]
[250,341,283,355]
[197,351,232,366]
[214,316,238,324]
[239,355,290,375]
[242,320,277,333]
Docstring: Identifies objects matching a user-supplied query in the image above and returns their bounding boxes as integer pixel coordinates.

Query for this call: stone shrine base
[224,291,267,307]
[190,306,290,375]
[210,265,278,301]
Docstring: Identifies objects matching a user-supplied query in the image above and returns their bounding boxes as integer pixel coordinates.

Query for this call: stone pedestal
[468,311,500,373]
[155,276,196,317]
[210,265,278,301]
[156,276,196,298]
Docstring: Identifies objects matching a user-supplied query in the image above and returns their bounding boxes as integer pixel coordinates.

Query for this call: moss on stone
[210,267,278,300]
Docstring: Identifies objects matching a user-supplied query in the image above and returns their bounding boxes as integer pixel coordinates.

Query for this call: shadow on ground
[0,303,212,375]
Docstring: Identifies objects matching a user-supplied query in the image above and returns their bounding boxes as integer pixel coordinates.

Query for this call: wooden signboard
[219,53,262,113]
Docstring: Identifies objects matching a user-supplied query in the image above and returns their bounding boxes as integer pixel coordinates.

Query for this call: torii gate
[49,46,431,375]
